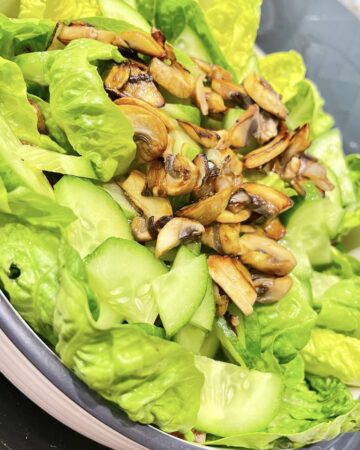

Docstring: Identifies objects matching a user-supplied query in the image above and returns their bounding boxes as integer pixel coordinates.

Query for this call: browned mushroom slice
[243,73,288,119]
[114,31,166,58]
[227,188,251,213]
[253,274,293,303]
[104,63,130,97]
[253,110,279,145]
[179,121,220,148]
[241,183,293,217]
[216,209,250,224]
[204,88,227,115]
[193,74,209,116]
[243,131,291,169]
[213,284,230,316]
[151,27,166,49]
[131,215,153,242]
[146,159,167,197]
[229,104,259,148]
[208,255,257,315]
[193,154,210,189]
[149,58,194,98]
[164,154,199,196]
[282,156,301,180]
[264,218,286,241]
[155,218,204,257]
[241,224,264,235]
[28,99,47,134]
[115,97,175,131]
[118,62,165,107]
[211,79,253,107]
[238,234,297,276]
[201,224,222,253]
[218,223,242,255]
[116,104,168,163]
[177,187,233,226]
[207,148,243,176]
[57,24,116,44]
[121,170,173,220]
[281,124,310,167]
[299,156,334,192]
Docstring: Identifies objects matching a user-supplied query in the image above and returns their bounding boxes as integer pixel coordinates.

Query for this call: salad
[0,0,359,448]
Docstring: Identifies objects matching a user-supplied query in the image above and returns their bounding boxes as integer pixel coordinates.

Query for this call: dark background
[1,0,360,449]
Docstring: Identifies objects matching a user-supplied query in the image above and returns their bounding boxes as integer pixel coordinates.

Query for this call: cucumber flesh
[174,324,207,354]
[86,238,167,327]
[101,182,137,219]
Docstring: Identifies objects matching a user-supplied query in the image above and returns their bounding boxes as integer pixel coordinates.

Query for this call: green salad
[0,0,359,448]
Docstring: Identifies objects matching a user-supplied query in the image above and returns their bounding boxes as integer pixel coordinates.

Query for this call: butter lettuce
[19,0,101,20]
[54,268,204,432]
[340,154,360,235]
[0,14,54,58]
[45,39,135,180]
[302,328,360,387]
[259,51,306,103]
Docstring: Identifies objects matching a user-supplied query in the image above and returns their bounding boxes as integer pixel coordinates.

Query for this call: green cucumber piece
[223,108,245,129]
[101,182,137,219]
[174,26,211,62]
[163,103,201,125]
[86,238,167,327]
[152,254,208,336]
[174,324,207,354]
[195,356,282,436]
[55,176,132,258]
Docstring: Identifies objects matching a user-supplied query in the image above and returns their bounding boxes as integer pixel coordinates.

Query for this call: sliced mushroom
[29,99,47,134]
[179,121,220,148]
[193,154,210,189]
[281,124,310,167]
[216,209,250,224]
[282,156,302,181]
[229,104,259,148]
[252,274,293,303]
[253,110,279,145]
[149,58,194,98]
[164,154,199,196]
[208,255,257,316]
[243,130,291,169]
[151,27,166,49]
[207,148,243,176]
[177,187,233,226]
[115,96,175,131]
[201,224,222,253]
[192,57,232,81]
[121,170,173,221]
[115,62,165,107]
[155,217,204,257]
[237,234,297,276]
[193,74,209,116]
[264,218,286,241]
[116,104,168,163]
[131,216,153,242]
[241,183,293,217]
[298,155,334,192]
[204,88,227,115]
[211,79,253,108]
[104,63,130,97]
[57,24,116,45]
[227,189,251,213]
[243,73,288,120]
[146,159,167,197]
[213,284,230,317]
[114,31,166,58]
[201,223,241,255]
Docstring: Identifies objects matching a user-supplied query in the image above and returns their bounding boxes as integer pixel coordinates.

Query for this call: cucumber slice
[86,238,167,327]
[170,127,201,160]
[173,246,215,331]
[152,254,208,336]
[55,176,132,258]
[200,327,219,358]
[174,26,211,62]
[101,182,137,219]
[163,104,201,125]
[174,324,207,354]
[223,108,245,129]
[195,356,282,436]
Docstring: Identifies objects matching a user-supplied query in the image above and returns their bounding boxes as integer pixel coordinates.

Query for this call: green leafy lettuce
[19,0,101,20]
[302,328,360,387]
[340,154,360,235]
[259,51,306,103]
[54,268,204,432]
[45,39,136,180]
[0,14,55,58]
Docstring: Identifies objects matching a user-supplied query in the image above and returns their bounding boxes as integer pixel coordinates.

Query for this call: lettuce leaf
[0,14,55,58]
[340,154,360,235]
[199,0,262,80]
[259,51,306,103]
[0,57,66,154]
[302,328,360,386]
[0,222,62,344]
[54,269,204,432]
[13,51,53,90]
[45,39,136,180]
[19,0,101,20]
[286,79,335,139]
[98,0,151,31]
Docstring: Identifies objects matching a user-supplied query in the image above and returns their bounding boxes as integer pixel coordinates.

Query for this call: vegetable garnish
[0,1,359,449]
